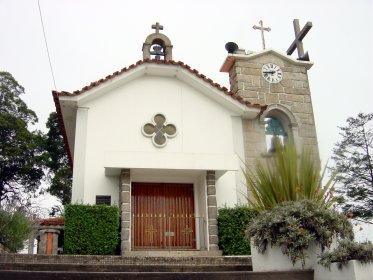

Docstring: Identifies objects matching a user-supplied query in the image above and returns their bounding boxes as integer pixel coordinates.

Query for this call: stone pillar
[119,169,131,255]
[27,231,36,254]
[38,229,60,254]
[206,170,219,251]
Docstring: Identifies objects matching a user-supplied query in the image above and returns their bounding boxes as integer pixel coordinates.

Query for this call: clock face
[262,63,283,83]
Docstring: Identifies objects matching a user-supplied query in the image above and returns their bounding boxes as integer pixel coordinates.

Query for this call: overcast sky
[1,0,372,217]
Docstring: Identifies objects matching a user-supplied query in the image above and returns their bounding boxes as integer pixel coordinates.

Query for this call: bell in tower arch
[150,44,164,60]
[142,22,173,61]
[265,117,287,153]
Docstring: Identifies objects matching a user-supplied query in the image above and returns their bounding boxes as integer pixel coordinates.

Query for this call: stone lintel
[39,229,60,235]
[35,225,63,231]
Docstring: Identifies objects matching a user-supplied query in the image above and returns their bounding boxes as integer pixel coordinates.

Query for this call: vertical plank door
[131,182,195,249]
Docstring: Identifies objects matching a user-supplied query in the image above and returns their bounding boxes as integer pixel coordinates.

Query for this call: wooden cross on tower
[253,20,271,50]
[152,22,164,34]
[287,19,312,61]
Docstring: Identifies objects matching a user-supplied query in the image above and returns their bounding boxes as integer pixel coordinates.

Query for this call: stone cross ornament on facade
[142,113,177,147]
[253,20,271,50]
[287,19,312,61]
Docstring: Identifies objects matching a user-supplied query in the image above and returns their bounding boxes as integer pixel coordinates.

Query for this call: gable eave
[220,48,314,72]
[52,91,75,170]
[56,61,265,116]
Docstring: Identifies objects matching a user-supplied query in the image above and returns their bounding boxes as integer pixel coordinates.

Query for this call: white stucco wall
[71,75,246,207]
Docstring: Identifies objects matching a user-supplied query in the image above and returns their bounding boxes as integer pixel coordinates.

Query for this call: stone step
[0,263,252,272]
[0,254,313,280]
[0,270,313,280]
[0,254,252,266]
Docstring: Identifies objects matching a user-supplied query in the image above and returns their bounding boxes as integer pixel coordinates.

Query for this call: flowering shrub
[319,239,373,268]
[247,200,354,267]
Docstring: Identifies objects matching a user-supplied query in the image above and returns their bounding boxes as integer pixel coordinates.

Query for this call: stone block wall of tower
[228,53,320,169]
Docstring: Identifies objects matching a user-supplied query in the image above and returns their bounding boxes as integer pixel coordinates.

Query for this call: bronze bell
[268,136,277,153]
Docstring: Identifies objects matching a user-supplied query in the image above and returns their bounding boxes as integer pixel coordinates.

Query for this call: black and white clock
[262,63,283,83]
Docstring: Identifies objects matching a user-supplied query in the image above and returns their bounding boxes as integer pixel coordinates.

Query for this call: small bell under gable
[142,22,173,61]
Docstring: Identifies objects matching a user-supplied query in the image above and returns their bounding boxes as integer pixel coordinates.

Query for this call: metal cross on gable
[152,22,164,34]
[253,20,271,50]
[287,19,312,61]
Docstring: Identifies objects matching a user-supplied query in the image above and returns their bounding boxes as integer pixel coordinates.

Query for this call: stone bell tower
[142,22,173,61]
[220,20,320,169]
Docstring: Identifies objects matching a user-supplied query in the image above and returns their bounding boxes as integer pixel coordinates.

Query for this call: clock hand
[263,71,275,74]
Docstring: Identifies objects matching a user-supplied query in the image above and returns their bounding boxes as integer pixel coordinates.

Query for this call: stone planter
[315,260,373,280]
[251,242,321,271]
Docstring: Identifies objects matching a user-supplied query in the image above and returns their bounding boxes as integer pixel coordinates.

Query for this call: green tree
[0,208,32,252]
[332,112,373,221]
[0,71,44,205]
[44,112,72,205]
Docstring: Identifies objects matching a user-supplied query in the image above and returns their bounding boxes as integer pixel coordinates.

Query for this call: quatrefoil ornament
[141,114,177,148]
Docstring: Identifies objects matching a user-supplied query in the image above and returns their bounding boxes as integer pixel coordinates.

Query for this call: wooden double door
[131,182,196,249]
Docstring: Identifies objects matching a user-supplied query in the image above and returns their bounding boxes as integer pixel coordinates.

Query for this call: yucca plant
[244,139,335,210]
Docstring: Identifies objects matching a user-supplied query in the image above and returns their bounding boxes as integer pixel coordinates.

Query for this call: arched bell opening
[263,108,294,153]
[150,38,166,60]
[142,23,173,61]
[265,117,287,153]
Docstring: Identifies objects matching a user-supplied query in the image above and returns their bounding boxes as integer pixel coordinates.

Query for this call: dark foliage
[0,71,44,205]
[332,112,373,221]
[44,112,72,205]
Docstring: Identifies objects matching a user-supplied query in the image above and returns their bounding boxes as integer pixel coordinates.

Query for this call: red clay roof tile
[35,217,64,226]
[53,59,266,110]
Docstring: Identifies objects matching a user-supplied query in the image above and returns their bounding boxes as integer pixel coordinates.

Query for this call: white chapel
[52,22,319,255]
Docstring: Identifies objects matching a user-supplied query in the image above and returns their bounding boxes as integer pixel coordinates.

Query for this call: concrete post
[38,229,60,254]
[27,231,36,254]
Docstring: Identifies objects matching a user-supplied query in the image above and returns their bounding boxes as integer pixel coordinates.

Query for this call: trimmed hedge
[218,205,257,255]
[64,204,119,255]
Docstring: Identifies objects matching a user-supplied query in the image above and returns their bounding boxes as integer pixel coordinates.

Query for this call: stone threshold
[127,250,222,257]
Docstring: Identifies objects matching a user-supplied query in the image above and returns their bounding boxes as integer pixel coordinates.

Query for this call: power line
[37,0,57,90]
